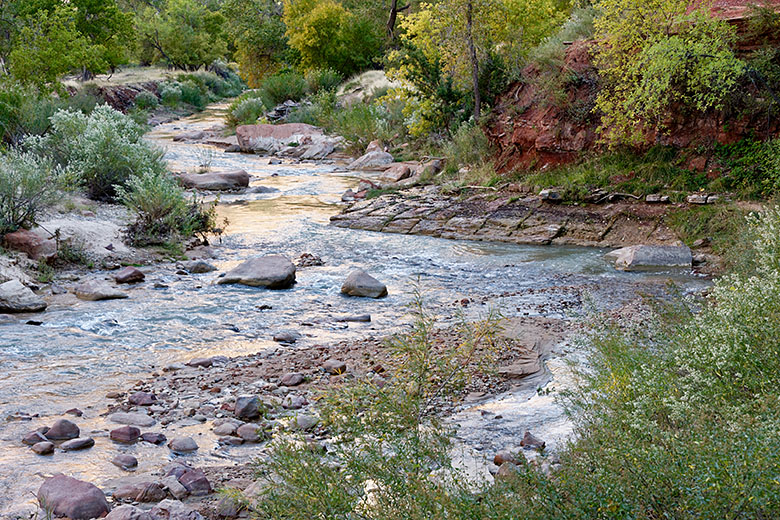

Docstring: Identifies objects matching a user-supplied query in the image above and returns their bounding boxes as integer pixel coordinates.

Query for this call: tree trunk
[387,0,410,41]
[466,0,480,120]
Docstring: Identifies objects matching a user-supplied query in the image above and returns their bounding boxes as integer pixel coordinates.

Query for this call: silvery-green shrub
[0,149,62,234]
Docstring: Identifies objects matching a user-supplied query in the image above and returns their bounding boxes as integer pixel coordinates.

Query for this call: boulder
[32,441,55,455]
[159,476,189,500]
[348,141,394,171]
[234,396,261,420]
[141,432,167,445]
[273,331,300,344]
[115,267,145,284]
[605,245,692,271]
[217,255,296,289]
[380,163,413,183]
[128,391,157,406]
[168,437,199,454]
[280,372,305,387]
[112,454,139,470]
[183,260,217,274]
[294,414,319,431]
[23,429,49,445]
[61,437,95,451]
[236,423,262,443]
[46,419,80,440]
[106,505,152,520]
[110,426,141,444]
[37,475,110,520]
[179,468,211,496]
[0,280,47,313]
[236,124,323,152]
[73,280,128,301]
[213,422,238,436]
[178,170,250,191]
[150,499,205,520]
[135,482,167,503]
[341,270,388,298]
[109,412,156,427]
[3,229,57,262]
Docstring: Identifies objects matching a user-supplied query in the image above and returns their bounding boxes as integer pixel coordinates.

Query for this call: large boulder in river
[217,255,296,289]
[236,123,323,152]
[38,475,110,520]
[341,270,388,298]
[605,245,692,271]
[178,170,250,191]
[44,419,80,440]
[348,141,394,171]
[73,280,128,301]
[0,280,47,313]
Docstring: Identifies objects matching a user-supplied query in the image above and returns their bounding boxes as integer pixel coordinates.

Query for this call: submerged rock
[109,412,156,427]
[73,280,128,301]
[605,245,692,271]
[341,270,388,298]
[0,280,47,313]
[112,454,139,471]
[37,475,110,520]
[115,266,145,284]
[178,170,250,191]
[61,437,95,451]
[217,255,296,289]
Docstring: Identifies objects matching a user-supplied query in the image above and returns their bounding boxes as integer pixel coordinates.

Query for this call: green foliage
[25,105,166,201]
[227,96,266,127]
[136,0,228,70]
[593,0,746,145]
[443,122,493,173]
[304,68,343,94]
[257,71,307,106]
[118,170,216,246]
[158,82,183,107]
[283,0,382,77]
[0,149,62,234]
[134,91,159,110]
[714,137,780,198]
[179,80,207,110]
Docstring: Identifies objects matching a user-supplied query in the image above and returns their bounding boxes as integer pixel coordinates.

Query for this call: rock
[141,432,167,445]
[46,419,80,440]
[520,431,546,450]
[294,414,319,430]
[282,394,307,410]
[183,260,217,274]
[336,314,371,323]
[178,170,250,191]
[61,437,95,451]
[236,123,323,152]
[296,253,324,267]
[493,450,518,466]
[179,468,212,496]
[37,475,110,520]
[150,499,205,520]
[495,462,520,481]
[341,189,356,202]
[692,237,711,248]
[348,141,394,171]
[218,436,244,446]
[234,396,261,420]
[280,372,305,387]
[106,505,153,520]
[110,426,141,444]
[645,193,670,203]
[606,245,692,271]
[168,437,199,454]
[3,229,57,262]
[160,476,189,500]
[687,193,709,204]
[418,159,444,177]
[128,391,157,406]
[213,422,238,436]
[215,495,241,518]
[32,441,55,455]
[236,423,262,443]
[707,194,720,204]
[323,359,347,375]
[136,482,167,503]
[539,189,562,202]
[115,266,145,284]
[340,270,388,298]
[273,331,300,344]
[0,280,47,313]
[381,163,413,183]
[73,280,128,301]
[112,454,139,470]
[173,130,206,142]
[186,357,214,368]
[23,429,49,445]
[218,255,296,289]
[65,408,83,416]
[109,412,156,427]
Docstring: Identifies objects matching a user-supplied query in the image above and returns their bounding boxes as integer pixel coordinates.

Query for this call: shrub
[25,105,167,201]
[305,68,343,94]
[179,80,207,109]
[258,71,307,107]
[134,91,159,110]
[158,82,183,107]
[443,122,493,173]
[118,170,217,246]
[715,137,780,198]
[0,149,62,234]
[227,96,266,127]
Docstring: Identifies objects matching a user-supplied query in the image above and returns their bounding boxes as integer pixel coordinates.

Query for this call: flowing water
[0,105,707,515]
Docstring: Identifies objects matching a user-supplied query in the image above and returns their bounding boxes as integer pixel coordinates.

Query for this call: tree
[593,0,746,145]
[283,0,382,76]
[136,0,228,70]
[221,0,291,87]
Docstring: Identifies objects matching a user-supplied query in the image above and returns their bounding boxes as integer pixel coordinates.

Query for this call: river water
[0,105,706,515]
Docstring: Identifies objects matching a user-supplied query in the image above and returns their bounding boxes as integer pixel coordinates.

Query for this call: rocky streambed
[0,105,709,518]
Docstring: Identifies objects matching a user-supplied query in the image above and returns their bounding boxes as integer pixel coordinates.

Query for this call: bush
[179,80,207,109]
[158,82,183,107]
[443,122,493,173]
[25,105,167,201]
[715,137,780,197]
[258,71,307,107]
[0,149,62,234]
[134,91,159,110]
[305,68,343,94]
[118,170,217,246]
[227,96,266,127]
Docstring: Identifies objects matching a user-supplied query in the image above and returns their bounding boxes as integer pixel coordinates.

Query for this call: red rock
[3,229,57,262]
[128,391,157,406]
[280,372,305,386]
[179,468,212,496]
[37,475,110,520]
[110,425,141,444]
[46,419,80,440]
[141,432,167,444]
[115,266,145,284]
